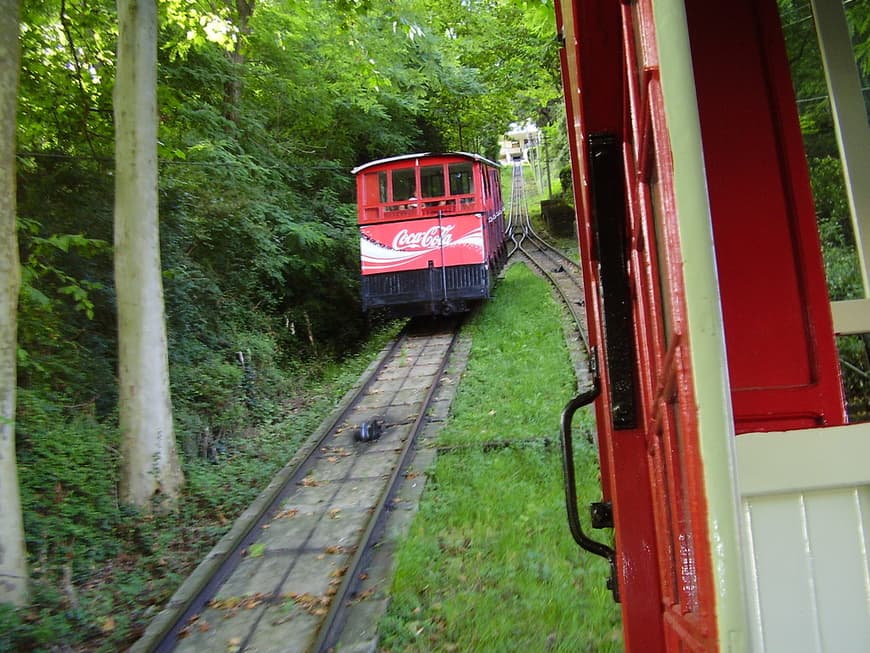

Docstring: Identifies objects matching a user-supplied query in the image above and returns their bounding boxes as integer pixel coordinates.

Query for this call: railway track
[505,163,613,598]
[505,163,592,388]
[133,317,465,653]
[134,164,589,653]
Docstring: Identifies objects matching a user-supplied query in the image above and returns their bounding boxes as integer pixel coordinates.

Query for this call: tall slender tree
[224,0,255,124]
[115,0,183,507]
[0,0,29,607]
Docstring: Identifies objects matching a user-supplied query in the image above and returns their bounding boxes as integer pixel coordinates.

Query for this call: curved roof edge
[351,151,500,175]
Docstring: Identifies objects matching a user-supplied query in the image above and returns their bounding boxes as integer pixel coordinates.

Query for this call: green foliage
[19,220,109,320]
[838,334,870,420]
[16,192,115,405]
[412,0,561,156]
[161,0,239,59]
[9,0,565,647]
[17,0,565,414]
[4,323,400,651]
[19,0,116,156]
[559,163,573,198]
[16,393,120,569]
[809,156,862,301]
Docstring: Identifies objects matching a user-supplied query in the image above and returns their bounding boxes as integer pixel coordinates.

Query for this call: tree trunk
[0,0,29,606]
[223,0,255,125]
[115,0,183,507]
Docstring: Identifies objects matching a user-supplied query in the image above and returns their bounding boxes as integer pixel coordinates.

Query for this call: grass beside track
[378,264,623,653]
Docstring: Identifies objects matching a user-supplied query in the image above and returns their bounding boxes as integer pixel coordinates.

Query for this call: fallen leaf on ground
[329,566,348,579]
[285,592,333,615]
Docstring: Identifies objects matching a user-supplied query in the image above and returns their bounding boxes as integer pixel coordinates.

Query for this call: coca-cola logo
[392,225,455,250]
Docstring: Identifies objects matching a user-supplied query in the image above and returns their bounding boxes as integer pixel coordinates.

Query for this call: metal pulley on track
[355,418,385,442]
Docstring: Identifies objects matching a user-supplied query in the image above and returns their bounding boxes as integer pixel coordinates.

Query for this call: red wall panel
[685,0,846,431]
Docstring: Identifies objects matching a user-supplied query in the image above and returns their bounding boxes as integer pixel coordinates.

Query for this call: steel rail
[136,323,414,653]
[504,162,617,599]
[518,240,589,352]
[504,162,589,352]
[137,318,467,653]
[312,317,463,652]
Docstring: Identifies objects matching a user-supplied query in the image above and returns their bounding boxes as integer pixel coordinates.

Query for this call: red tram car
[556,1,870,652]
[352,153,506,316]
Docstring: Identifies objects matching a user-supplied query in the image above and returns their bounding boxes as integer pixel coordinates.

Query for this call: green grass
[378,264,623,652]
[438,264,576,448]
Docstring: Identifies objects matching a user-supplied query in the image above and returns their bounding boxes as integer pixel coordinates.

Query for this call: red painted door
[682,0,846,433]
[557,0,666,646]
[558,0,846,650]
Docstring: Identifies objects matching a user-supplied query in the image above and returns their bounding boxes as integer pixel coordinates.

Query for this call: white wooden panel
[736,425,870,496]
[803,487,870,650]
[744,494,821,651]
[738,424,870,652]
[831,299,870,335]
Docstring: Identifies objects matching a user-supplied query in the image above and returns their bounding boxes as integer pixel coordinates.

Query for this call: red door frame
[556,1,671,650]
[620,0,718,648]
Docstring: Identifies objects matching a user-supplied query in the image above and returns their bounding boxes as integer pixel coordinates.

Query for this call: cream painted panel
[744,494,820,651]
[737,426,870,496]
[738,425,870,652]
[810,0,870,294]
[803,487,870,650]
[831,299,870,335]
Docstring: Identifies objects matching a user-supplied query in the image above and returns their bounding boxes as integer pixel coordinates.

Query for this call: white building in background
[499,122,540,164]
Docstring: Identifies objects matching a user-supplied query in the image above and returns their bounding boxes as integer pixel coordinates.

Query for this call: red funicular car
[353,152,505,316]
